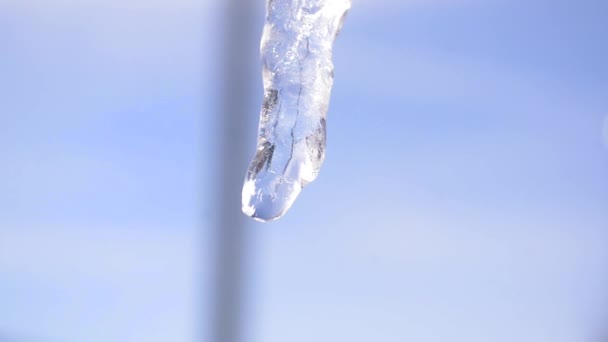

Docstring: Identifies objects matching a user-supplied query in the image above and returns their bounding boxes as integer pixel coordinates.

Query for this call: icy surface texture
[242,0,351,222]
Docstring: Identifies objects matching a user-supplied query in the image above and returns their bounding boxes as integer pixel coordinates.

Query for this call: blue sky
[1,0,608,341]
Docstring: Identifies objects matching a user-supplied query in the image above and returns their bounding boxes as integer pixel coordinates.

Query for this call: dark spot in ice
[249,141,275,177]
[261,89,278,123]
[306,118,326,170]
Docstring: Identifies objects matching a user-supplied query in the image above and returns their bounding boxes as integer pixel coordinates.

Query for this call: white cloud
[356,0,486,11]
[0,225,199,284]
[2,0,212,12]
[4,0,487,13]
[0,225,201,342]
[347,215,608,270]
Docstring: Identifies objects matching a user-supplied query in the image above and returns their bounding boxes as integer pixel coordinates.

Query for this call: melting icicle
[242,0,351,222]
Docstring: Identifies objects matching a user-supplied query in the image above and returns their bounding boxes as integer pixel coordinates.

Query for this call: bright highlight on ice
[242,0,351,222]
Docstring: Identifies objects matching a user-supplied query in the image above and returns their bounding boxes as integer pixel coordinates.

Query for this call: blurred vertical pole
[210,0,258,341]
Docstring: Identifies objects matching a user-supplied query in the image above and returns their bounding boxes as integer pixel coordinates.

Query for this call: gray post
[210,0,258,342]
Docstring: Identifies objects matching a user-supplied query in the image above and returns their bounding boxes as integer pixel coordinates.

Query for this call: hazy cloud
[603,115,608,149]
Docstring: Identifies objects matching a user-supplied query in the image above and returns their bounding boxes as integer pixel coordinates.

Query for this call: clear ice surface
[242,0,351,222]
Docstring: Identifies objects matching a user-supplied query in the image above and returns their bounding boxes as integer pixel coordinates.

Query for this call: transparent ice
[242,0,352,222]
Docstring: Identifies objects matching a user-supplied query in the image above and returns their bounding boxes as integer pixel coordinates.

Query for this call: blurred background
[2,0,608,341]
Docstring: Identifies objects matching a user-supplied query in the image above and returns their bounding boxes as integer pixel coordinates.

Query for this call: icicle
[242,0,351,222]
